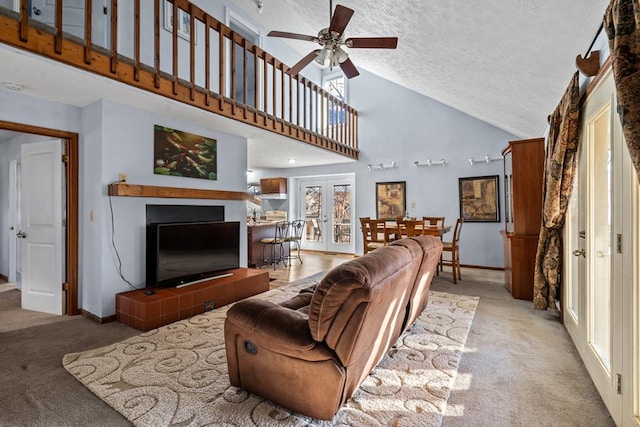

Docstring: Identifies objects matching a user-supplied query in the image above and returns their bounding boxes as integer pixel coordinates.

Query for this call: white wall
[89,99,249,316]
[0,91,249,318]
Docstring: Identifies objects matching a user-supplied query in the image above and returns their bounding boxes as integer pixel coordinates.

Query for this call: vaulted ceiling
[230,0,609,138]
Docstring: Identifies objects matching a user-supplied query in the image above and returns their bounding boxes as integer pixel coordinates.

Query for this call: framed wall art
[458,175,500,222]
[376,181,406,219]
[153,125,217,180]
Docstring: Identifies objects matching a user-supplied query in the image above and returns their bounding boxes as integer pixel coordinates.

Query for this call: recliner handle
[244,340,258,355]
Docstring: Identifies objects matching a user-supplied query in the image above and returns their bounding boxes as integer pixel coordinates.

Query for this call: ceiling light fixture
[256,1,264,14]
[287,158,296,164]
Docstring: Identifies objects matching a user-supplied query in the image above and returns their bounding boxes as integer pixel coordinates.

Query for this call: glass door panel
[303,184,324,250]
[331,183,351,246]
[588,104,612,370]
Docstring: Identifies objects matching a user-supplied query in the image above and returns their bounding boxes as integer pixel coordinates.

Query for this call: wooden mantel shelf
[108,183,261,205]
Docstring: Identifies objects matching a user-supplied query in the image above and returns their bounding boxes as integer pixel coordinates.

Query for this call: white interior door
[20,139,64,315]
[565,70,623,424]
[299,176,355,253]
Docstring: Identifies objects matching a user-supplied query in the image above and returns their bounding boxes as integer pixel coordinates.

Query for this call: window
[322,70,346,127]
[226,8,263,109]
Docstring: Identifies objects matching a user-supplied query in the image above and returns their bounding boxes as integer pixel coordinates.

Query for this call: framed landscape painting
[458,175,500,222]
[376,181,406,219]
[153,125,217,180]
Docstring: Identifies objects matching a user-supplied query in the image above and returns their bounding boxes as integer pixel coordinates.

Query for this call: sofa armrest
[225,299,334,360]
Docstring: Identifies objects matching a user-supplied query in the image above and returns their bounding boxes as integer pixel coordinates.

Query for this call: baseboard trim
[0,273,8,282]
[80,309,116,324]
[460,264,504,271]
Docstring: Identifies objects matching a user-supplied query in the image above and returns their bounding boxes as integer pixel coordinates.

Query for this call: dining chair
[441,218,464,283]
[423,216,446,274]
[422,216,445,227]
[360,217,387,254]
[397,219,425,238]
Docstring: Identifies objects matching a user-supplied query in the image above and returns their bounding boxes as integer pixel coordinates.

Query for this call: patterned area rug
[63,272,479,426]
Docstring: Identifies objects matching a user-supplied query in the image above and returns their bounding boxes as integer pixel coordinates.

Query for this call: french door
[564,69,637,425]
[299,177,355,254]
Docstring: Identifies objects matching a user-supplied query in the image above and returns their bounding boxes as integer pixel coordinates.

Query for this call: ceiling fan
[267,1,398,79]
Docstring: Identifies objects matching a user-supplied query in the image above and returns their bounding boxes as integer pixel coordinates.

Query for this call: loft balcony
[0,0,359,161]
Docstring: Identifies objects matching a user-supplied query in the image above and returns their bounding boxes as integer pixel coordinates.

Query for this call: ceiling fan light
[334,46,349,64]
[315,47,330,65]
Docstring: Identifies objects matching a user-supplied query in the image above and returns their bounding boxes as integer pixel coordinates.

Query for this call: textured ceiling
[231,0,609,138]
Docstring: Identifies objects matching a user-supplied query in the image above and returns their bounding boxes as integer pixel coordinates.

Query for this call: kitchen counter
[247,222,289,267]
[247,221,279,227]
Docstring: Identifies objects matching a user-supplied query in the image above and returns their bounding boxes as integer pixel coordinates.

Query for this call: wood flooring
[258,250,356,289]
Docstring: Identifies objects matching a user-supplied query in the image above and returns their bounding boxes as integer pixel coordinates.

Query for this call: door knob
[16,230,27,239]
[572,249,585,257]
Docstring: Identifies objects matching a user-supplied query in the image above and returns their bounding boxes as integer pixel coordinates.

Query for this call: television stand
[176,272,234,288]
[115,268,268,331]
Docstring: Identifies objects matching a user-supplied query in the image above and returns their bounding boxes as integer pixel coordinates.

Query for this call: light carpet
[63,272,479,426]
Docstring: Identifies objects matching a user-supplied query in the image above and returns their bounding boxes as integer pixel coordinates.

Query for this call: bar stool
[285,220,305,265]
[261,221,289,269]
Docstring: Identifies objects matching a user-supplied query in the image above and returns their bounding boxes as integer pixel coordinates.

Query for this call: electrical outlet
[118,173,128,182]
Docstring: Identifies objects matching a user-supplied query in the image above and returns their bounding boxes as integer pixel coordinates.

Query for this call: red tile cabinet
[116,268,269,331]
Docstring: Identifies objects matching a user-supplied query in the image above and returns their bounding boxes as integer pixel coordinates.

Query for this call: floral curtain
[533,73,581,310]
[604,0,640,180]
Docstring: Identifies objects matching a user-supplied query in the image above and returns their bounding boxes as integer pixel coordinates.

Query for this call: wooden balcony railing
[0,0,358,159]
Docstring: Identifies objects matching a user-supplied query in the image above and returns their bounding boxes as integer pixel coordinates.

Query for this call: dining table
[379,220,452,241]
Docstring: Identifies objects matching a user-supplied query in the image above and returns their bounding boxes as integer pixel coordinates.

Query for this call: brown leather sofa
[224,235,443,420]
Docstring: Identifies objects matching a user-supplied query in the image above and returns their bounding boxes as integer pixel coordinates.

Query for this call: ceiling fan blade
[286,50,321,76]
[346,37,398,49]
[267,31,317,42]
[329,5,354,37]
[340,58,360,79]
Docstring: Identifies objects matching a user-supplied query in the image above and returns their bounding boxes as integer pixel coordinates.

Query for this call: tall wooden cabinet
[501,138,545,300]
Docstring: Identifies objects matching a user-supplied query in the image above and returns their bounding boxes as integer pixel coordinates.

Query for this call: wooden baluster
[288,73,293,125]
[242,37,247,118]
[316,89,327,137]
[189,3,195,101]
[230,31,236,115]
[84,0,93,64]
[263,53,268,124]
[272,59,276,128]
[302,77,306,130]
[280,63,285,128]
[296,76,300,129]
[110,0,118,73]
[218,23,225,111]
[19,0,28,42]
[54,0,62,54]
[154,0,160,88]
[204,16,210,106]
[341,101,345,145]
[353,111,358,149]
[172,1,178,95]
[133,0,140,81]
[253,46,258,112]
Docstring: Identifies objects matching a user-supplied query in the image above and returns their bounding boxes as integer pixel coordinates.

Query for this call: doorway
[298,175,355,254]
[0,120,79,315]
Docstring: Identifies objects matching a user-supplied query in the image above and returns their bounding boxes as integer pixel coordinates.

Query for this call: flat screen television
[146,221,240,288]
